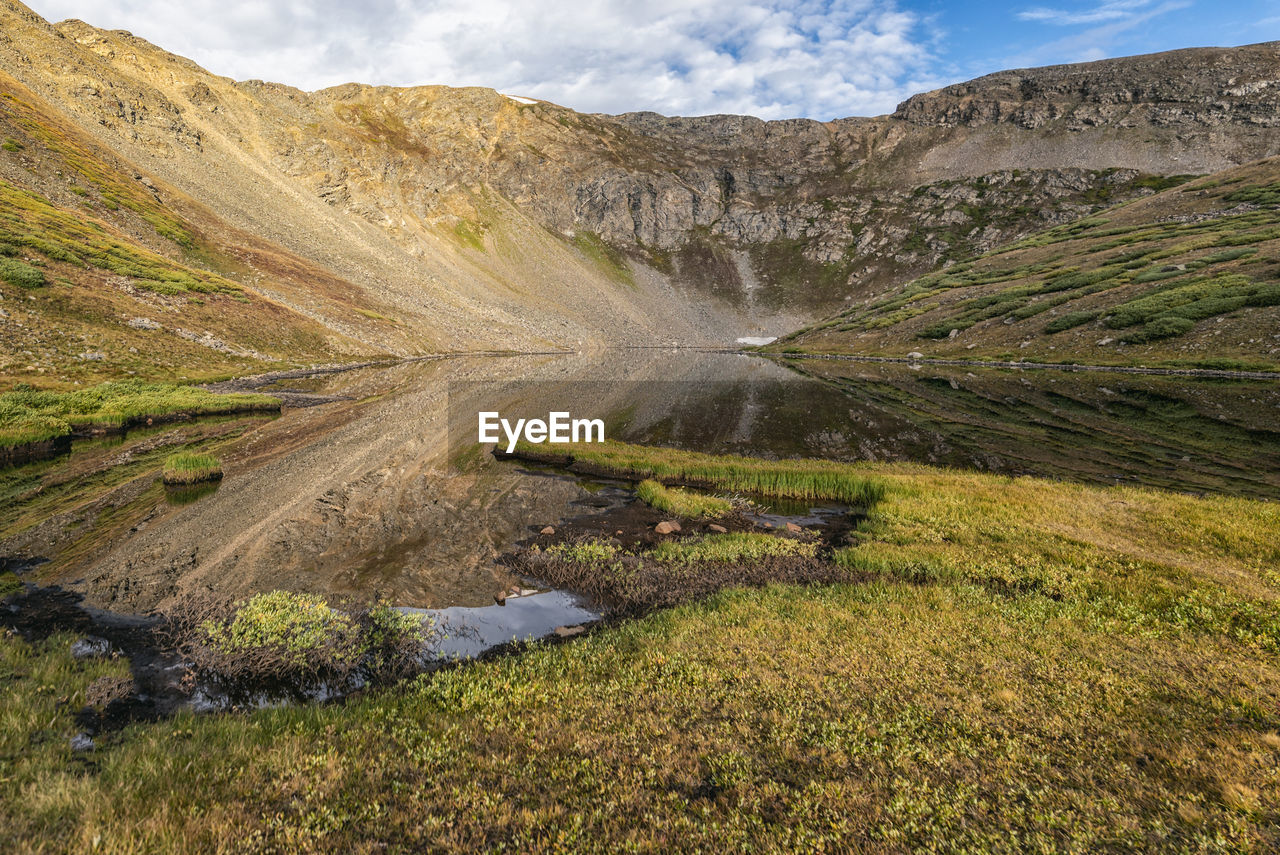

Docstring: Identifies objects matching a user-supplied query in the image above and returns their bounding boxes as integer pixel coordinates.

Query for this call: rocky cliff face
[893,43,1280,130]
[2,0,1279,370]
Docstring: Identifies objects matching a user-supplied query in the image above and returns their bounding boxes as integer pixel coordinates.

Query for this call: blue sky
[921,0,1280,80]
[25,0,1280,120]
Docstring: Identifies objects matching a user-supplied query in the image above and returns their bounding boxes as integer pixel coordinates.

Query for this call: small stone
[655,520,681,535]
[948,328,959,338]
[71,636,111,660]
[785,522,803,533]
[519,588,538,597]
[554,625,585,638]
[70,733,94,752]
[78,351,105,361]
[906,351,924,359]
[708,524,728,533]
[540,525,555,535]
[494,590,507,605]
[127,317,160,331]
[615,530,623,535]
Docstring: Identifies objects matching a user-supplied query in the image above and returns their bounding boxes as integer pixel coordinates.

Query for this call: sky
[23,0,1280,120]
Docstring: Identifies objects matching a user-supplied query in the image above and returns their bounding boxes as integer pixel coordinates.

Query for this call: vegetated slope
[775,157,1280,371]
[2,0,1280,372]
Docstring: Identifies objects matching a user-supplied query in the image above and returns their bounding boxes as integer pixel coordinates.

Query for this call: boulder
[70,636,111,659]
[655,520,681,535]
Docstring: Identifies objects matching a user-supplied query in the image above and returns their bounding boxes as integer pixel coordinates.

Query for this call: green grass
[0,181,240,296]
[634,479,733,518]
[0,255,44,289]
[199,591,357,668]
[776,160,1280,365]
[647,531,817,564]
[0,380,279,450]
[3,447,1279,850]
[0,571,21,597]
[161,452,223,485]
[517,440,887,507]
[571,231,635,286]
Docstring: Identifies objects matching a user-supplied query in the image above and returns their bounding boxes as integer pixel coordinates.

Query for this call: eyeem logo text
[478,411,605,453]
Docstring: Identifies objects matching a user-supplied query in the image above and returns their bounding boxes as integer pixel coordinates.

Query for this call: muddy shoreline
[763,351,1280,380]
[1,460,859,732]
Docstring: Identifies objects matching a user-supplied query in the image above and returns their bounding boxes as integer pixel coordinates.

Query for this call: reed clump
[162,452,223,485]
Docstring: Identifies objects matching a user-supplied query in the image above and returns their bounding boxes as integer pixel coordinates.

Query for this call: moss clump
[162,452,223,485]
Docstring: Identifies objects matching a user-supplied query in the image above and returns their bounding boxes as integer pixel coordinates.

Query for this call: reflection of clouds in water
[402,591,600,660]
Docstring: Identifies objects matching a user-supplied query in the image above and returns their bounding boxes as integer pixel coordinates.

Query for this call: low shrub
[1121,316,1196,343]
[0,256,45,289]
[1044,310,1099,334]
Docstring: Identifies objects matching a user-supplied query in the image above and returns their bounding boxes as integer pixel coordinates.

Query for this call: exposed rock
[553,624,585,638]
[540,526,555,535]
[707,524,728,533]
[126,316,160,330]
[785,522,803,533]
[70,636,111,659]
[654,520,681,535]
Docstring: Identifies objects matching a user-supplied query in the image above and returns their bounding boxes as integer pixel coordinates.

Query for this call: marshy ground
[1,353,1278,852]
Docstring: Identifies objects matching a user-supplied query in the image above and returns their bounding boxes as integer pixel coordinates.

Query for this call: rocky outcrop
[894,43,1280,130]
[3,0,1280,355]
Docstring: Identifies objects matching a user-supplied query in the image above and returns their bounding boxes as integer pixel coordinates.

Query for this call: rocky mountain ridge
[2,0,1280,381]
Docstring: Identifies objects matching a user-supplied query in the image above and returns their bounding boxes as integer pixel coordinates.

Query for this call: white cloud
[1017,1,1157,27]
[24,0,940,120]
[1004,0,1190,67]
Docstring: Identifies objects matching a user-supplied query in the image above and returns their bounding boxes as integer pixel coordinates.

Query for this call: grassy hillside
[0,179,357,387]
[776,157,1280,371]
[2,443,1277,851]
[0,76,391,388]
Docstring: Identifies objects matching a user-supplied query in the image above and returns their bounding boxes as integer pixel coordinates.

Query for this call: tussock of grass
[648,531,817,564]
[634,478,733,518]
[162,452,222,485]
[516,440,887,507]
[164,591,436,699]
[0,380,279,450]
[522,535,837,615]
